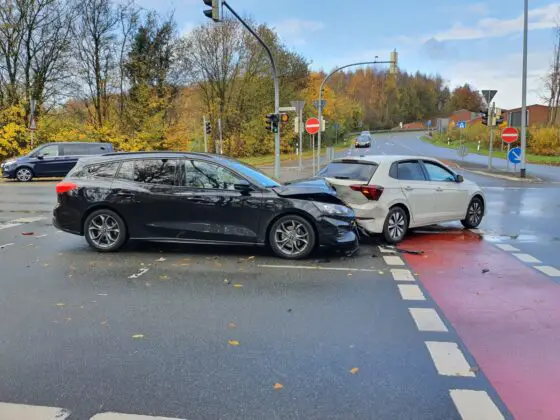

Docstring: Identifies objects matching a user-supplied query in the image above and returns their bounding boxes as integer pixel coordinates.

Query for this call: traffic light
[280,113,289,124]
[495,108,504,126]
[205,121,211,134]
[202,0,221,22]
[265,114,273,131]
[265,113,280,132]
[480,109,488,126]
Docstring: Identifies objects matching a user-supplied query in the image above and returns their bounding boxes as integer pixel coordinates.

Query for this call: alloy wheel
[16,168,32,182]
[387,210,406,241]
[274,219,310,256]
[468,200,483,226]
[88,214,121,249]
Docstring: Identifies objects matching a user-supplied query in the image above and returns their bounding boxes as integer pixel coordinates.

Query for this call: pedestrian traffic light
[495,108,504,126]
[205,121,211,134]
[280,113,289,124]
[202,0,221,22]
[480,109,488,126]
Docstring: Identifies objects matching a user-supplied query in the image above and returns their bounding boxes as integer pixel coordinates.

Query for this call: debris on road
[132,334,145,339]
[224,279,231,285]
[21,232,34,236]
[273,383,284,390]
[482,268,490,274]
[396,248,424,255]
[128,268,149,279]
[228,322,236,328]
[155,257,166,262]
[350,367,359,374]
[233,283,243,288]
[228,340,240,346]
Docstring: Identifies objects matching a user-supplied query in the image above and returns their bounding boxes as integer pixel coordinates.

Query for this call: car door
[32,144,62,176]
[421,160,469,220]
[110,158,183,239]
[59,144,86,175]
[396,160,438,226]
[172,159,263,244]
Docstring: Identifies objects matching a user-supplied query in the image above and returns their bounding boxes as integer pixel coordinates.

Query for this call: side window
[133,159,179,185]
[83,162,120,179]
[397,161,426,181]
[389,162,398,179]
[38,145,59,157]
[116,160,134,181]
[183,160,243,190]
[423,161,456,182]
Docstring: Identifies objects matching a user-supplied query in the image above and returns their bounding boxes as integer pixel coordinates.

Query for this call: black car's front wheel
[269,215,316,259]
[84,209,128,252]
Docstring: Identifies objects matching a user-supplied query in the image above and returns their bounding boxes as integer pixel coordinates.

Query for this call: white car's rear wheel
[461,197,484,229]
[383,206,408,244]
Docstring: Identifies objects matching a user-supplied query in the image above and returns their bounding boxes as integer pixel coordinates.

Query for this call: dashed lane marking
[512,253,542,263]
[0,402,70,420]
[397,284,426,301]
[391,268,415,281]
[91,413,185,420]
[425,341,475,377]
[534,265,560,277]
[35,234,48,238]
[409,308,448,332]
[494,244,520,252]
[11,216,46,223]
[257,264,379,272]
[0,243,15,249]
[450,390,505,420]
[0,223,22,230]
[383,255,405,266]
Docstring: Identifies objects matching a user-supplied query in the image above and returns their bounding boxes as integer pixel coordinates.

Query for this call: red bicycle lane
[401,229,560,420]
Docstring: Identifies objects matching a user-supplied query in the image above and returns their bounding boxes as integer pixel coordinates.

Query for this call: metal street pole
[203,116,208,153]
[29,98,36,148]
[317,59,396,172]
[488,102,495,170]
[218,117,223,154]
[222,1,280,178]
[520,0,529,178]
[290,100,305,171]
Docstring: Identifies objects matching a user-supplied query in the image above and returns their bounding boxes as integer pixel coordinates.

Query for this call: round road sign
[305,117,320,135]
[501,127,519,144]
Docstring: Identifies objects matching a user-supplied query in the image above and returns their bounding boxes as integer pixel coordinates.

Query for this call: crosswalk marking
[409,308,448,332]
[391,268,415,281]
[512,253,541,263]
[534,265,560,277]
[397,284,426,300]
[383,255,405,266]
[0,402,70,420]
[425,341,475,377]
[494,244,520,252]
[450,390,505,420]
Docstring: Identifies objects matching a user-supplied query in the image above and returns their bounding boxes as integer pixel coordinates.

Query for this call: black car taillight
[350,184,384,201]
[56,181,78,195]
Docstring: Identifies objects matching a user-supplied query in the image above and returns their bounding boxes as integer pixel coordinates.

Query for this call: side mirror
[36,155,44,160]
[456,174,464,183]
[234,180,253,193]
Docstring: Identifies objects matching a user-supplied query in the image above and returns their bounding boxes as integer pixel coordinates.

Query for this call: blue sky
[135,0,560,109]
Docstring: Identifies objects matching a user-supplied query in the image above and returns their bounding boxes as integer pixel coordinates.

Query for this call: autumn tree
[449,83,484,112]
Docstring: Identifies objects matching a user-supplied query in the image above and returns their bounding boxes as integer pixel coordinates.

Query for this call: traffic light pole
[203,116,208,152]
[488,102,495,170]
[222,1,280,178]
[520,0,528,178]
[317,60,395,173]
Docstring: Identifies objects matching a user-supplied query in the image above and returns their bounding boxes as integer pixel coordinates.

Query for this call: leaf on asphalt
[350,367,359,374]
[233,283,243,288]
[228,322,236,328]
[155,257,167,262]
[55,303,65,307]
[247,256,256,260]
[224,279,231,285]
[273,383,284,390]
[159,275,169,281]
[347,273,352,277]
[132,334,144,339]
[228,340,240,346]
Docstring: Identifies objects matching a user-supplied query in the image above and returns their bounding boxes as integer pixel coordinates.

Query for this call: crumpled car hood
[273,177,344,204]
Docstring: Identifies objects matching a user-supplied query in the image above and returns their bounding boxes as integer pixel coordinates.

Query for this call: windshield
[357,135,371,143]
[318,160,378,181]
[219,158,281,188]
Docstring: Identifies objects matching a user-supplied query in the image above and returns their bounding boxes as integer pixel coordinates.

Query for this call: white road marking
[425,341,475,377]
[378,246,395,253]
[512,253,541,263]
[257,264,379,273]
[450,390,505,420]
[35,234,48,238]
[495,244,520,252]
[391,268,415,281]
[11,216,46,223]
[0,402,70,420]
[397,284,426,300]
[128,268,150,279]
[409,308,448,332]
[91,413,185,420]
[0,243,15,249]
[383,255,405,266]
[534,265,560,277]
[0,223,22,230]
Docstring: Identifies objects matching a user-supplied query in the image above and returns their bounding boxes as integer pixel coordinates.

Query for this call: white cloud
[434,3,560,41]
[273,19,325,46]
[445,52,551,108]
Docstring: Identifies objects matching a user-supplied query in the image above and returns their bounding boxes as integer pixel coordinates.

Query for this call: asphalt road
[2,135,560,419]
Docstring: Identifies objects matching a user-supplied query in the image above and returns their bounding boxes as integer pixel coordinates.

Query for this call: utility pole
[316,53,397,172]
[488,102,495,170]
[216,1,281,177]
[520,0,529,178]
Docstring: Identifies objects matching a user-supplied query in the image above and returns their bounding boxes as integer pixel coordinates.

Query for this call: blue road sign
[427,120,432,127]
[457,121,466,129]
[508,147,522,164]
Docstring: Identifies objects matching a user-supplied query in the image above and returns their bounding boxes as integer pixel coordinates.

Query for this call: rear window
[318,161,378,182]
[356,135,371,142]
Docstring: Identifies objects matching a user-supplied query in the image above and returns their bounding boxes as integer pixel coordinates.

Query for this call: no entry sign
[501,127,519,144]
[305,118,320,135]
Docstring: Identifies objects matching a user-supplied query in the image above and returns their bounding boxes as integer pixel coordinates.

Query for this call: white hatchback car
[317,155,485,243]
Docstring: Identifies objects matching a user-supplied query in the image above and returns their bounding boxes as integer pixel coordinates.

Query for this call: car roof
[76,151,219,164]
[334,154,442,164]
[48,142,112,145]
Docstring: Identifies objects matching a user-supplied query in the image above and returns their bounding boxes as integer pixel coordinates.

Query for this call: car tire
[84,209,128,252]
[269,215,316,259]
[461,197,484,229]
[16,167,33,182]
[383,206,408,244]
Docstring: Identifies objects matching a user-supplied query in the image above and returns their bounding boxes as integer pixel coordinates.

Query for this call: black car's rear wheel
[16,167,33,182]
[84,209,128,252]
[269,215,316,259]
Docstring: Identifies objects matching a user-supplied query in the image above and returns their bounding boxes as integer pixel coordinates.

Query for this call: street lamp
[520,0,528,178]
[316,51,398,172]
